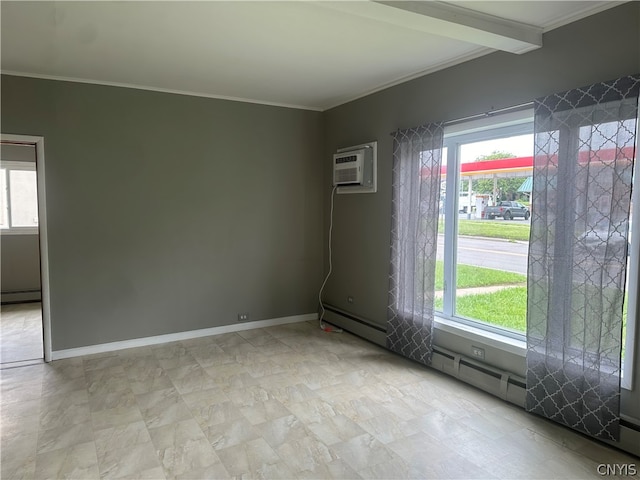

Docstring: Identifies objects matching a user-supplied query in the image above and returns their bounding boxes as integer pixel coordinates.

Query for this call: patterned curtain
[387,123,444,365]
[527,75,640,441]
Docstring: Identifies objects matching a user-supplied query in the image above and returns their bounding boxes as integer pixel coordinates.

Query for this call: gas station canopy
[441,156,533,179]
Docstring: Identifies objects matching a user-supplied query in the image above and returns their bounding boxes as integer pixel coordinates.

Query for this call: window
[435,111,534,339]
[433,108,637,387]
[622,165,638,389]
[0,161,39,234]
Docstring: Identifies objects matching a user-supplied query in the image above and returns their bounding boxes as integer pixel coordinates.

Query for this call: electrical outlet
[347,296,354,304]
[471,346,485,360]
[237,313,248,322]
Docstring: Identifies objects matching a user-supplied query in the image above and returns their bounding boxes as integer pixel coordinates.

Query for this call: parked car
[485,201,530,220]
[577,221,629,254]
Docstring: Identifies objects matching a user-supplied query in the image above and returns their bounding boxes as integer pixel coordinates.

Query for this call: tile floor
[1,319,638,479]
[0,302,44,366]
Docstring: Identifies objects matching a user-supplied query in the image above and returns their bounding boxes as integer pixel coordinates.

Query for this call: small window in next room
[0,161,39,234]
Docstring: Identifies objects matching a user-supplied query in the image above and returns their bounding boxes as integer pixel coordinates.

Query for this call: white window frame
[621,116,640,391]
[438,112,533,342]
[434,107,637,391]
[0,160,39,235]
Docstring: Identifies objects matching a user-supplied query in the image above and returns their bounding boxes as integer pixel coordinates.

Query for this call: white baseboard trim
[51,313,317,360]
[1,291,42,304]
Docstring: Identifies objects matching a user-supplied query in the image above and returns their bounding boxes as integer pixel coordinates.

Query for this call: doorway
[0,135,52,365]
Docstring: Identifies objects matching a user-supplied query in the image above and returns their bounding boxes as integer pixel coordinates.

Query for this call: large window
[432,109,637,387]
[0,161,39,234]
[435,113,533,339]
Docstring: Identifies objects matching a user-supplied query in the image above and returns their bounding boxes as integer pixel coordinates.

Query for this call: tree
[473,178,525,198]
[462,151,528,201]
[475,150,515,162]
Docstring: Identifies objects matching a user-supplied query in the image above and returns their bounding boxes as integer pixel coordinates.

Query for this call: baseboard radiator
[1,289,41,304]
[430,344,639,456]
[430,346,526,406]
[323,304,526,406]
[323,304,640,457]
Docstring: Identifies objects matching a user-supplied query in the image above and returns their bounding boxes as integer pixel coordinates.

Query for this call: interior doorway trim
[1,133,52,362]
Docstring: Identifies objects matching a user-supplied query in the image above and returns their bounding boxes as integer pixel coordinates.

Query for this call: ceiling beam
[322,1,542,54]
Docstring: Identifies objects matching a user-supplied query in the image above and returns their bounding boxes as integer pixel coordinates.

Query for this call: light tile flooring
[1,320,638,479]
[1,302,44,365]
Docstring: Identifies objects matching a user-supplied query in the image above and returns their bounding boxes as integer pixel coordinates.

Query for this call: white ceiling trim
[541,0,627,32]
[320,1,542,54]
[2,43,493,114]
[0,70,324,112]
[376,1,542,53]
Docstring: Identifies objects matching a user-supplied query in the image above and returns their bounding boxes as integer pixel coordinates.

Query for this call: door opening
[0,135,51,364]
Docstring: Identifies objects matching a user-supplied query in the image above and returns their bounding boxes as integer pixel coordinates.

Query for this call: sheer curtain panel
[527,75,640,441]
[387,123,444,365]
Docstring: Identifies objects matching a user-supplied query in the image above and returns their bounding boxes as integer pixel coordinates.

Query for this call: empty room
[1,1,639,479]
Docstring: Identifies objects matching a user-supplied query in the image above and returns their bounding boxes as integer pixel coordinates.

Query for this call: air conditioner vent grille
[335,155,358,165]
[334,167,360,184]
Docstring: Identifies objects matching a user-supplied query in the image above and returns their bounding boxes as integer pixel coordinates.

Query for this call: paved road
[437,235,528,275]
[462,215,531,226]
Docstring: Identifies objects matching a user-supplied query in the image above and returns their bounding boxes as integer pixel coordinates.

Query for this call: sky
[460,134,534,163]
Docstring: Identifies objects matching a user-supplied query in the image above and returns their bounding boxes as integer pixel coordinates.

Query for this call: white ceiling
[1,1,624,111]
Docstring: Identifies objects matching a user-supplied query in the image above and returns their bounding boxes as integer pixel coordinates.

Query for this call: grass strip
[439,219,531,241]
[433,287,628,350]
[435,261,526,290]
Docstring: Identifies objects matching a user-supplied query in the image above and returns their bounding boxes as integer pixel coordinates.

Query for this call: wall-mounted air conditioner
[333,151,364,186]
[332,141,377,194]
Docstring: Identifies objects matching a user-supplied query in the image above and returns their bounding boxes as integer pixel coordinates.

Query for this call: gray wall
[323,3,640,417]
[1,234,41,296]
[0,144,41,301]
[1,76,324,350]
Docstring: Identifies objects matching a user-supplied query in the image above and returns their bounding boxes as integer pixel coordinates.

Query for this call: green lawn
[435,286,527,332]
[439,219,530,241]
[434,261,526,290]
[433,223,629,347]
[434,262,527,332]
[432,281,629,343]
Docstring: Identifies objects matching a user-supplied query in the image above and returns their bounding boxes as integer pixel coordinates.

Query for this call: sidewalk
[434,283,526,299]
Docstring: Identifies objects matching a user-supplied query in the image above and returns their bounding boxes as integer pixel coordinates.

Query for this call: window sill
[433,314,527,358]
[0,228,39,235]
[431,316,636,391]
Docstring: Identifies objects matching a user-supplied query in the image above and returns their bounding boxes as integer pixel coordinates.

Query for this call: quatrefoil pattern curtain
[387,123,444,365]
[526,75,640,441]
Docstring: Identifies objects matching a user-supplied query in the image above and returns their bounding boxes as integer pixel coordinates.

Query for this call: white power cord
[318,185,342,333]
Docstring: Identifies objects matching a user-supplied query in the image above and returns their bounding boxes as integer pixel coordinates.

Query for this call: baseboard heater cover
[322,305,386,346]
[431,347,526,407]
[323,305,640,457]
[323,304,525,406]
[1,289,42,304]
